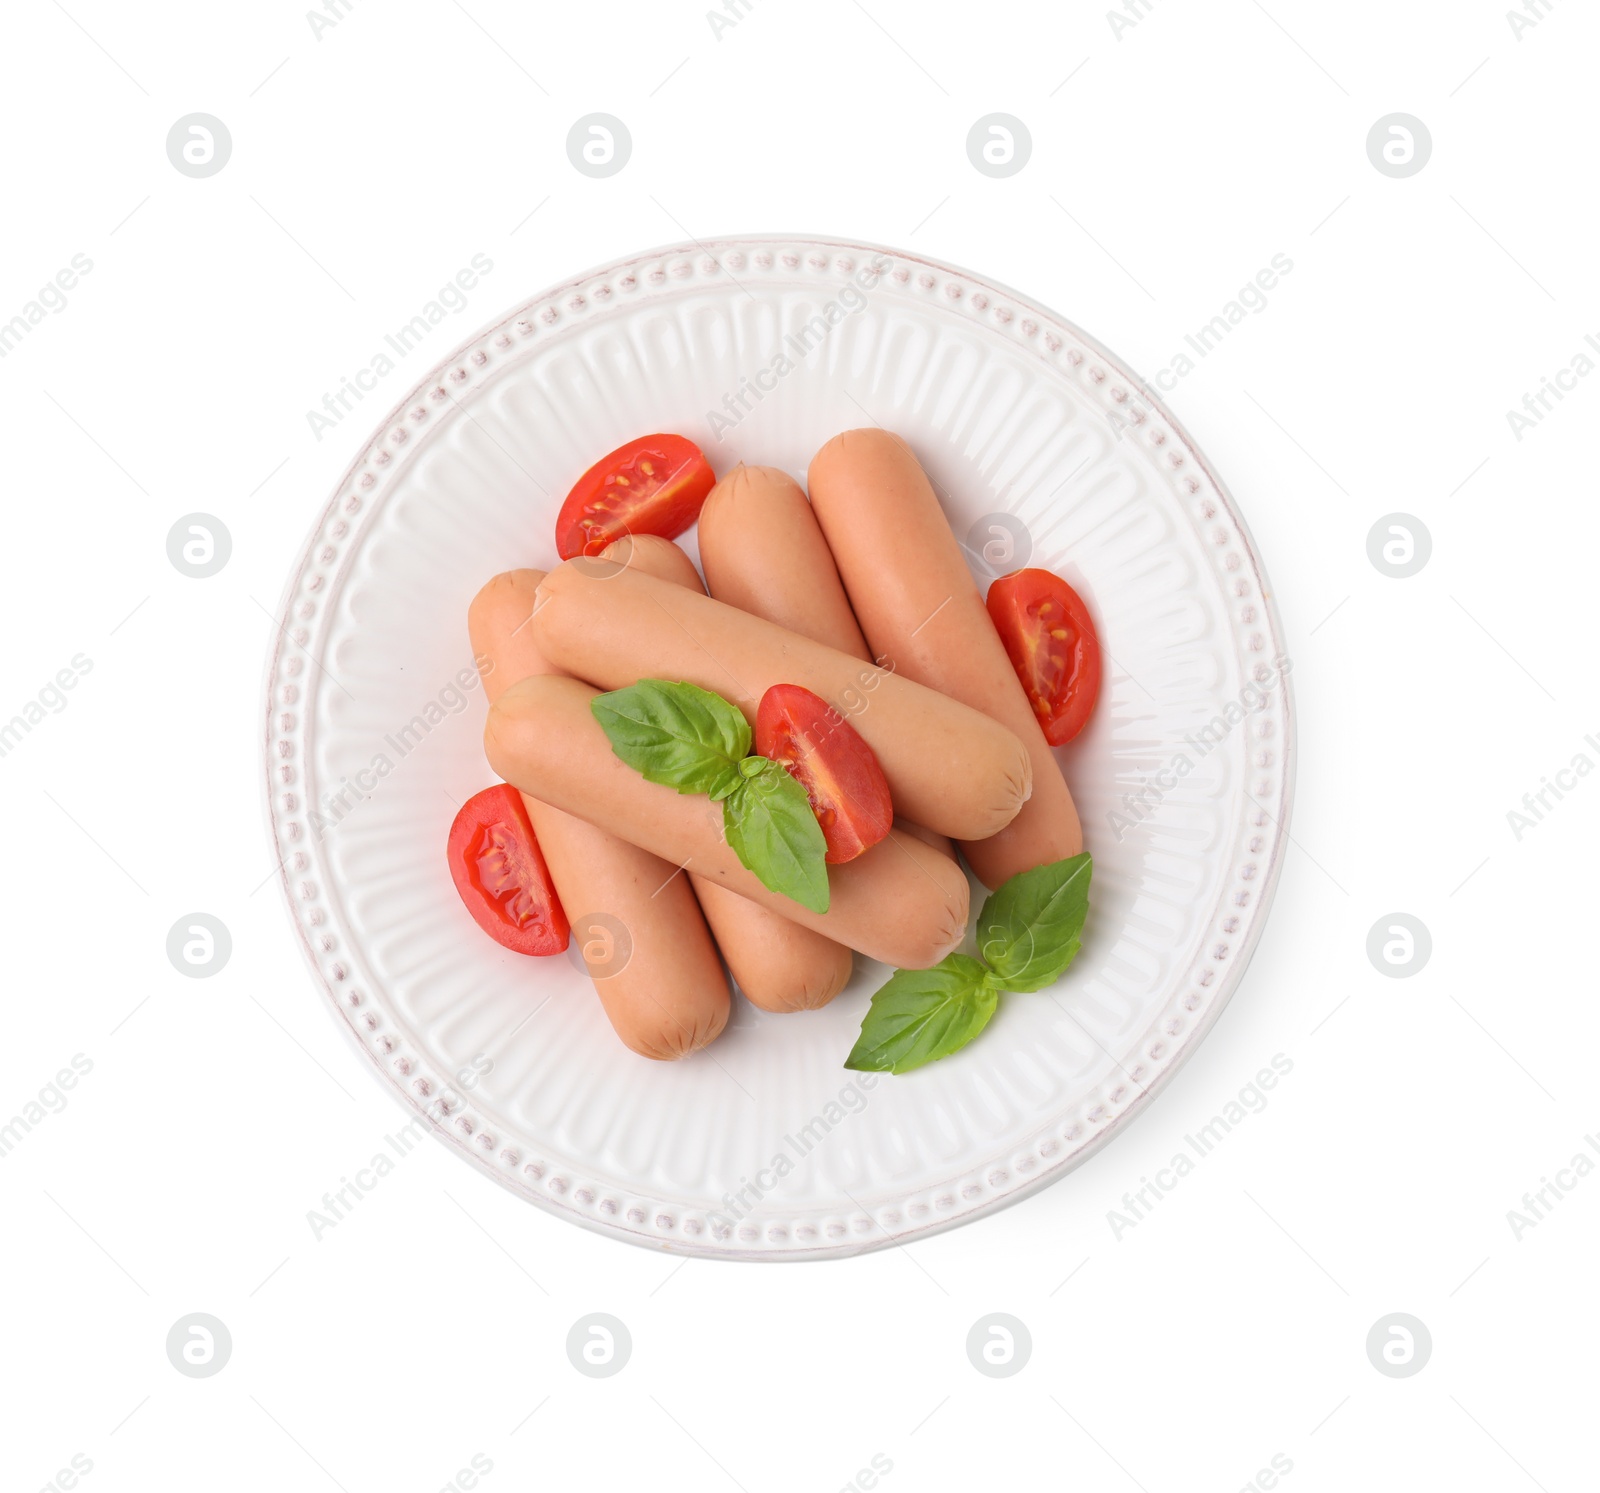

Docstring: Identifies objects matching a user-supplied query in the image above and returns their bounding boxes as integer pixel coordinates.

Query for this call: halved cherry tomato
[447,784,569,955]
[554,434,716,559]
[986,568,1102,746]
[755,684,893,865]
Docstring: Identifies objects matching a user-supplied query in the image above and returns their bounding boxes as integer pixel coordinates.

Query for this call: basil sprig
[591,679,829,914]
[845,852,1091,1074]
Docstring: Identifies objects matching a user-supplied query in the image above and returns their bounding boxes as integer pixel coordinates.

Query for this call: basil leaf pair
[591,680,829,914]
[845,852,1092,1075]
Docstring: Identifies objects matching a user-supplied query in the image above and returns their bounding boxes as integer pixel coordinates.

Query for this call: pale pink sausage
[697,465,956,862]
[528,561,1031,842]
[599,535,853,1012]
[485,674,970,970]
[467,571,729,1059]
[807,430,1083,888]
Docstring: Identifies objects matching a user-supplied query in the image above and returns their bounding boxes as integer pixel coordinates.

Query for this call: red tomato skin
[554,434,716,560]
[755,684,894,864]
[447,784,570,955]
[986,569,1103,746]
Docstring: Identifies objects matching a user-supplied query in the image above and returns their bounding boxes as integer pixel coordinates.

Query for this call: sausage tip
[625,1002,730,1060]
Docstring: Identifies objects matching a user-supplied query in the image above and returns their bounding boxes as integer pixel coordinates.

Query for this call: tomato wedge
[986,569,1102,746]
[554,434,716,559]
[755,684,893,865]
[447,784,569,955]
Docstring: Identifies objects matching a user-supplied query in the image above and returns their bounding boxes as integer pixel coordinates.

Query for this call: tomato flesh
[755,684,893,864]
[554,434,715,559]
[986,568,1102,746]
[447,784,569,955]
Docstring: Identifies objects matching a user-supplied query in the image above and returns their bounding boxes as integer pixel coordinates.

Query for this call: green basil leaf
[723,758,830,914]
[975,852,1092,993]
[591,679,752,801]
[844,956,997,1074]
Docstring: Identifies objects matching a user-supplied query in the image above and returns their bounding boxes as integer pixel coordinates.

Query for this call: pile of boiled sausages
[459,429,1088,1060]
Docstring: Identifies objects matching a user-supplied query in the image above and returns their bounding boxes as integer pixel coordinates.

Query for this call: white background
[1,1,1594,1489]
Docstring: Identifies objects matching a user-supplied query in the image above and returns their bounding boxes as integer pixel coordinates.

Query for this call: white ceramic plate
[262,237,1293,1260]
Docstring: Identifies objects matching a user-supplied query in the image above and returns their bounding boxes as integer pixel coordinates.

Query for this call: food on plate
[446,784,569,956]
[467,570,730,1059]
[459,426,1101,1069]
[698,464,954,861]
[755,684,892,865]
[598,535,853,1012]
[485,673,971,970]
[807,429,1084,889]
[528,561,1033,843]
[554,433,715,559]
[986,569,1102,746]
